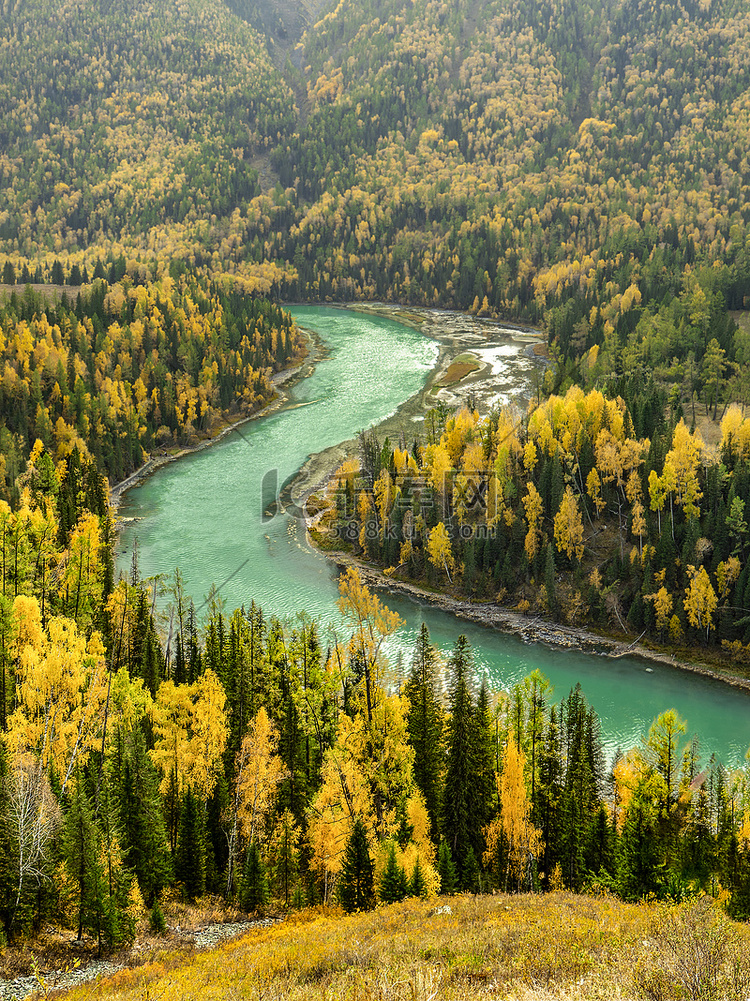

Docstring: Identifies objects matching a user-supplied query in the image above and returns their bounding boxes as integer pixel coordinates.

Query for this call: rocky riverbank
[0,918,279,1001]
[312,546,750,693]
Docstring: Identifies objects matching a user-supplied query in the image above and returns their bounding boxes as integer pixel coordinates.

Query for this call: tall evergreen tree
[339,818,375,914]
[379,843,407,903]
[617,782,663,901]
[437,838,458,895]
[403,623,443,841]
[442,635,477,879]
[473,680,496,849]
[63,775,107,946]
[113,726,172,904]
[175,789,206,900]
[409,857,428,899]
[240,842,269,912]
[535,705,563,888]
[559,686,604,889]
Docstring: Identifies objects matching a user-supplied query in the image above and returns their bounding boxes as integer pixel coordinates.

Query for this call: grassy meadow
[51,893,750,1001]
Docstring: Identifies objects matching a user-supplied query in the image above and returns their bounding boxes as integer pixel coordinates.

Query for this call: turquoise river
[116,306,750,765]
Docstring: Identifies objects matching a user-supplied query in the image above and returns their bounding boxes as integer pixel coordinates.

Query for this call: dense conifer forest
[3,466,750,947]
[318,387,750,662]
[2,0,750,962]
[0,275,302,492]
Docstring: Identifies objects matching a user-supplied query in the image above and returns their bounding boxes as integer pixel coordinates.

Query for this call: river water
[116,306,750,766]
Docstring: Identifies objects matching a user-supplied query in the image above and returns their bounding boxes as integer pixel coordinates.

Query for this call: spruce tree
[442,635,477,880]
[114,726,172,903]
[536,705,562,882]
[63,775,106,946]
[379,843,407,904]
[339,818,375,914]
[240,842,270,912]
[409,857,428,899]
[544,543,558,618]
[403,623,443,841]
[472,680,496,851]
[96,778,136,951]
[437,839,457,895]
[175,789,206,901]
[617,786,663,901]
[462,845,480,893]
[559,686,604,889]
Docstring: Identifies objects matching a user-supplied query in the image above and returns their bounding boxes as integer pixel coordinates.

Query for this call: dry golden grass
[51,892,750,1001]
[438,358,482,386]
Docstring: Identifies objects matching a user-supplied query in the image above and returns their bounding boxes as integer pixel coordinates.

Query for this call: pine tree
[113,726,172,904]
[175,789,206,901]
[437,839,458,894]
[339,818,374,913]
[442,635,477,880]
[409,857,428,899]
[559,686,604,889]
[379,843,407,903]
[63,775,106,946]
[617,784,663,901]
[96,778,136,951]
[473,680,496,849]
[535,706,562,887]
[403,623,443,841]
[462,845,480,892]
[240,842,269,912]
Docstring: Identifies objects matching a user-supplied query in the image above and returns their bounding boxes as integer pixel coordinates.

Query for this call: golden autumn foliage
[322,382,750,650]
[8,596,108,794]
[235,707,286,844]
[150,669,228,799]
[0,277,302,486]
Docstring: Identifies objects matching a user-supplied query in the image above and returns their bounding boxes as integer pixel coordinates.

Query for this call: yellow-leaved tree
[8,595,108,795]
[225,706,286,896]
[683,564,718,642]
[522,482,544,560]
[337,567,403,723]
[150,669,228,800]
[484,740,543,892]
[308,691,415,900]
[427,521,455,582]
[553,486,585,562]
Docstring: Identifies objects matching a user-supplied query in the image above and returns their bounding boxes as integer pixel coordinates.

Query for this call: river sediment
[283,309,750,694]
[286,305,543,513]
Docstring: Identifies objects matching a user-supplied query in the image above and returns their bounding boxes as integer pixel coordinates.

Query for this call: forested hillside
[0,0,293,264]
[0,276,302,492]
[4,0,750,959]
[2,0,750,391]
[2,0,749,321]
[4,461,750,946]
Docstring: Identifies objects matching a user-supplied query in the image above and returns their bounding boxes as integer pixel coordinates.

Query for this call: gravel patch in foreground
[0,919,278,1001]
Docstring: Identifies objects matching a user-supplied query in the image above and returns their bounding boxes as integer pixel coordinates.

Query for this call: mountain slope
[0,0,295,260]
[58,893,750,1001]
[1,0,749,378]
